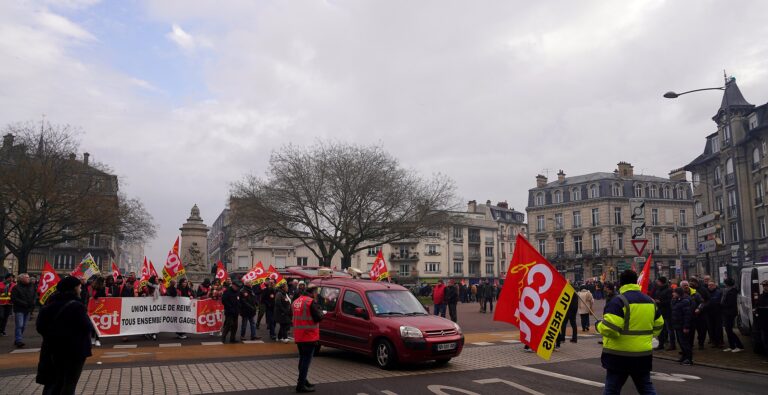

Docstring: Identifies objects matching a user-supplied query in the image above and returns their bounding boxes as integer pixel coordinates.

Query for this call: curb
[653,354,768,375]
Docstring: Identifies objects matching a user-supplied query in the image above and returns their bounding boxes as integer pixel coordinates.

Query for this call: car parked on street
[311,277,464,369]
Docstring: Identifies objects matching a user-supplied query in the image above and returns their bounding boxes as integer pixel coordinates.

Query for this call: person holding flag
[595,269,665,394]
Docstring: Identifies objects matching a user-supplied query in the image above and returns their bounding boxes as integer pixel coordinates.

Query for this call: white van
[738,264,768,352]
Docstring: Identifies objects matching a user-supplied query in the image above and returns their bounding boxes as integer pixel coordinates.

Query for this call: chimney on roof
[617,161,633,178]
[536,174,548,188]
[497,201,509,209]
[2,133,13,148]
[467,200,477,213]
[669,168,687,182]
[486,199,492,206]
[83,152,90,165]
[557,169,566,182]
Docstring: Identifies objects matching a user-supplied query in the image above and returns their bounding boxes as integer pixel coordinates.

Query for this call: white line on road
[474,378,545,395]
[512,365,605,388]
[202,341,223,346]
[113,344,137,349]
[243,340,265,344]
[381,391,399,395]
[9,348,40,354]
[470,342,495,346]
[501,340,520,344]
[159,343,181,347]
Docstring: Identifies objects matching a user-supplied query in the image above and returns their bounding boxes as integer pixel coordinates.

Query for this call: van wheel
[434,358,451,367]
[375,339,397,370]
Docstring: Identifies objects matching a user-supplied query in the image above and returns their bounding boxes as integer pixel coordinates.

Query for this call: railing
[753,161,760,170]
[485,237,494,245]
[756,196,764,205]
[725,173,735,185]
[573,223,582,229]
[452,237,464,243]
[453,253,464,260]
[425,251,441,256]
[390,252,419,261]
[728,205,738,217]
[468,236,481,243]
[468,254,482,261]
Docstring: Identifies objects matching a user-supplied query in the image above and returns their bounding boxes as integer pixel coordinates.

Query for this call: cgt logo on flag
[88,298,122,336]
[494,235,575,361]
[196,299,224,333]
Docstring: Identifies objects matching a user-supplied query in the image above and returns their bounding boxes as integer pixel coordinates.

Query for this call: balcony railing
[468,254,482,261]
[391,252,419,261]
[725,173,735,185]
[728,205,738,217]
[424,251,441,256]
[753,161,760,170]
[468,236,481,244]
[485,237,494,245]
[453,253,464,260]
[756,196,764,205]
[572,223,582,229]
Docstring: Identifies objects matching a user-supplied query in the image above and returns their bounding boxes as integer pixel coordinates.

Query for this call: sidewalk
[653,336,768,374]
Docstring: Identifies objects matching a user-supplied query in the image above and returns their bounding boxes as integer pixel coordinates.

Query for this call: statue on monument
[184,242,206,273]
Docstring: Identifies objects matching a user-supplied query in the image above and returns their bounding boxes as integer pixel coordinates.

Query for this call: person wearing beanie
[35,276,93,394]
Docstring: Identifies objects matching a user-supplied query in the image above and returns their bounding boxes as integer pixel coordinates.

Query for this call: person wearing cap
[292,281,306,300]
[221,280,241,344]
[292,283,324,393]
[757,279,768,362]
[35,276,93,394]
[721,278,744,352]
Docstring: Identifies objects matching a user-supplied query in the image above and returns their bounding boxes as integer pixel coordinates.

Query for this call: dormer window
[535,192,545,206]
[634,183,644,198]
[649,184,658,198]
[571,188,581,201]
[553,190,563,204]
[612,183,622,197]
[588,184,599,198]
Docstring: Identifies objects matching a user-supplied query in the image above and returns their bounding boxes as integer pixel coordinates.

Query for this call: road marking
[101,351,153,359]
[427,385,480,395]
[113,344,137,349]
[501,340,521,344]
[470,342,495,346]
[202,341,223,346]
[381,391,399,395]
[159,343,181,347]
[9,348,40,354]
[243,340,265,344]
[670,373,701,380]
[511,365,605,388]
[474,378,544,395]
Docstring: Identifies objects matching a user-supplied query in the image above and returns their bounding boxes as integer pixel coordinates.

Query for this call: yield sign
[632,239,648,256]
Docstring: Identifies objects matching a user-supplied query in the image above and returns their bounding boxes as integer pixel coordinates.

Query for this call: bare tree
[0,122,156,273]
[232,142,456,268]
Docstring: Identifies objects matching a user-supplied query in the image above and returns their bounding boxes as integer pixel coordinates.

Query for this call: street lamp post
[664,73,746,279]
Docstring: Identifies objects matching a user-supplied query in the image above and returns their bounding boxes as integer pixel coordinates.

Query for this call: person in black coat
[671,287,693,364]
[705,281,724,348]
[652,277,673,350]
[721,278,744,351]
[444,279,459,323]
[36,276,93,395]
[559,292,579,344]
[274,282,293,342]
[221,281,241,344]
[239,287,260,341]
[261,280,277,340]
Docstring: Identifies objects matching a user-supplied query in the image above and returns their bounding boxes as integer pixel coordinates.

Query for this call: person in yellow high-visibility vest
[596,270,664,395]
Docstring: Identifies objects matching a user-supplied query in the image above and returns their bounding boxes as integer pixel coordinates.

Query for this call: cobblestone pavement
[0,338,602,394]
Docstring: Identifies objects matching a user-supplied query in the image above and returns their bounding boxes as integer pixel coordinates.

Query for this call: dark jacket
[261,286,276,310]
[566,295,578,318]
[274,289,292,324]
[11,282,36,313]
[721,287,739,317]
[671,295,693,330]
[757,291,768,328]
[35,292,93,385]
[222,287,240,316]
[444,284,459,304]
[238,290,258,318]
[120,283,135,297]
[166,285,178,297]
[706,287,723,315]
[653,285,672,315]
[178,286,194,298]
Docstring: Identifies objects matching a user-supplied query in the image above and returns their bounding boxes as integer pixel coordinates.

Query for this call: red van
[311,278,464,369]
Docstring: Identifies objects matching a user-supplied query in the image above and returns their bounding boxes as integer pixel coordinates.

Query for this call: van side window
[341,290,365,316]
[318,287,340,312]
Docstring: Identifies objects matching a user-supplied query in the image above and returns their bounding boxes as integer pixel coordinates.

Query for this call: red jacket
[432,283,446,305]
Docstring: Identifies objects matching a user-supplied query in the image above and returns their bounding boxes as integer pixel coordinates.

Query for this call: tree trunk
[341,255,352,270]
[16,249,30,274]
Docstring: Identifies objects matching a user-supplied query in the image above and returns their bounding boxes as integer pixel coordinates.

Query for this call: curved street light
[663,87,724,99]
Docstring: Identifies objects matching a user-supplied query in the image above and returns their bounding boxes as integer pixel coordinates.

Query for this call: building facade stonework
[526,163,695,283]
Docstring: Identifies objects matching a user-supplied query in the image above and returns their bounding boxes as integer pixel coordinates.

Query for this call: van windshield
[367,290,427,316]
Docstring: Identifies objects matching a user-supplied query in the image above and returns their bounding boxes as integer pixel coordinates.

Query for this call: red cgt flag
[215,260,229,282]
[241,261,265,286]
[494,235,576,361]
[111,262,120,282]
[637,254,653,295]
[267,264,286,286]
[369,251,390,282]
[38,261,61,304]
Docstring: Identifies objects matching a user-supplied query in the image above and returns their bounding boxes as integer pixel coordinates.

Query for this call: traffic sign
[632,239,648,256]
[695,211,720,226]
[631,220,646,239]
[630,199,645,220]
[697,240,718,254]
[697,225,720,238]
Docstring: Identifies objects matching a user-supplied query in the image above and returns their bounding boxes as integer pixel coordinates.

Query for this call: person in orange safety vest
[292,283,324,393]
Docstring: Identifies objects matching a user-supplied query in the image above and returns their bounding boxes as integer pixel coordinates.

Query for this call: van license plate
[437,342,456,351]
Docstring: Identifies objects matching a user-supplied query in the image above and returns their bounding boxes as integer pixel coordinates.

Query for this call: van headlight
[399,325,423,338]
[452,322,463,335]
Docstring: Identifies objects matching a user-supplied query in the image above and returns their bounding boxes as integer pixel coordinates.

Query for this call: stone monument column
[180,204,210,283]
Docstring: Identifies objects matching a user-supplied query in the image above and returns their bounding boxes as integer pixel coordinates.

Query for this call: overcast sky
[2,0,767,262]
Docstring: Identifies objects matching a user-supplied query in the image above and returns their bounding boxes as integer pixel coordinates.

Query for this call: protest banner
[369,251,390,282]
[267,265,286,286]
[241,261,266,286]
[215,260,229,282]
[637,254,653,295]
[88,296,224,336]
[162,237,186,286]
[71,253,101,279]
[111,262,120,282]
[494,234,575,361]
[38,261,61,304]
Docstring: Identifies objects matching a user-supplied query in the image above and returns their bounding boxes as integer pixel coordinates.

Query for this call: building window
[754,148,761,169]
[662,185,671,199]
[554,213,563,230]
[651,208,659,225]
[425,262,440,273]
[453,262,463,274]
[680,233,688,251]
[89,234,100,247]
[297,257,308,266]
[692,173,700,188]
[634,184,644,197]
[677,185,687,200]
[679,210,687,226]
[591,208,599,226]
[571,188,581,201]
[653,233,661,252]
[612,183,622,197]
[724,124,732,145]
[750,114,759,130]
[469,262,478,275]
[556,237,564,255]
[485,246,493,258]
[54,254,75,270]
[617,233,624,251]
[760,217,767,239]
[591,234,600,252]
[756,182,764,205]
[426,229,440,237]
[453,227,463,241]
[730,223,739,243]
[714,166,722,184]
[468,228,481,243]
[426,244,439,255]
[486,263,495,276]
[649,184,658,198]
[589,184,600,198]
[614,207,622,225]
[537,239,546,255]
[535,192,545,206]
[537,215,545,232]
[694,200,702,216]
[715,196,724,213]
[728,190,737,217]
[725,158,735,184]
[573,211,582,228]
[573,236,583,254]
[553,190,563,204]
[367,246,382,256]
